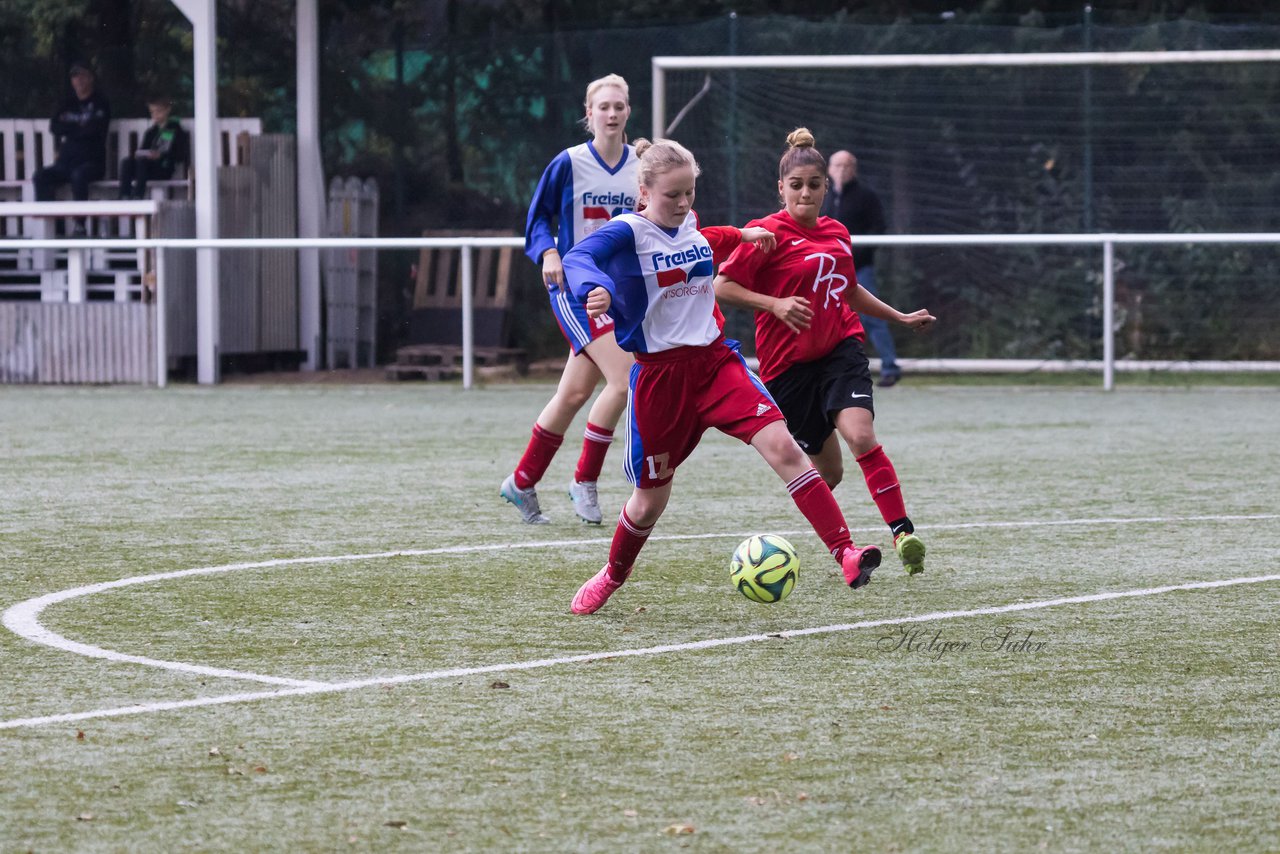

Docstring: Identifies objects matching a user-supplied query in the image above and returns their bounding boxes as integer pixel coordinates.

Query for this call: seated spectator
[119,94,189,199]
[34,62,111,204]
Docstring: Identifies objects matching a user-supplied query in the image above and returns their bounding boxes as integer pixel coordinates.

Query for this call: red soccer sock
[607,506,653,581]
[856,444,908,527]
[574,421,615,483]
[513,424,564,490]
[787,468,854,557]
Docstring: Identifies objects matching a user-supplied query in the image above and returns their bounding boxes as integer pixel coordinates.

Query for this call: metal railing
[2,232,1278,390]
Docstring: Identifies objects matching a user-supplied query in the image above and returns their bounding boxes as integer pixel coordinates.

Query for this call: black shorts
[763,336,874,456]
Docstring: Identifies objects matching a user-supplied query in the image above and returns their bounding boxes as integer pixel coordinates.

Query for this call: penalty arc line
[4,512,1277,688]
[3,570,1279,730]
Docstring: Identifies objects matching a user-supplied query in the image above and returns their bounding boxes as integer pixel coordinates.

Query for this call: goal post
[650,49,1280,383]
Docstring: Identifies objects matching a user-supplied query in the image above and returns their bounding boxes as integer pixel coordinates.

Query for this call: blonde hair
[580,73,630,132]
[779,127,827,179]
[633,137,701,189]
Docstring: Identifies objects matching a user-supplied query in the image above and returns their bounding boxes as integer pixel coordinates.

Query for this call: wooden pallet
[393,344,527,368]
[385,344,528,381]
[384,363,463,382]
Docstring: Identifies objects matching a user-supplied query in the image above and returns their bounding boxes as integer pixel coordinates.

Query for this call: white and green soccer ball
[730,534,798,604]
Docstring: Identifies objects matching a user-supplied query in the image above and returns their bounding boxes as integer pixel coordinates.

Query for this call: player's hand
[771,295,813,333]
[586,286,612,318]
[741,226,776,253]
[900,309,936,332]
[542,251,564,291]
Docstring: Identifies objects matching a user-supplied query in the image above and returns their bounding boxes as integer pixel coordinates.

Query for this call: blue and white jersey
[562,211,721,354]
[524,141,638,264]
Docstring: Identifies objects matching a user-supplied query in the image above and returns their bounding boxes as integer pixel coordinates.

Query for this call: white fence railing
[2,233,1278,390]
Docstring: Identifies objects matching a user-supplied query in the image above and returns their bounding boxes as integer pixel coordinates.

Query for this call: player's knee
[598,379,627,402]
[626,496,664,527]
[821,468,843,491]
[629,506,662,528]
[772,437,809,470]
[846,429,878,457]
[558,386,593,410]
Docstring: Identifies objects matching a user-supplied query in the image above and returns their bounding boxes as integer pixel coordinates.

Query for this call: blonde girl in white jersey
[501,74,639,525]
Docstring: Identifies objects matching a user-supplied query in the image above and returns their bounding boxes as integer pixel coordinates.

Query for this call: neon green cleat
[894,532,926,575]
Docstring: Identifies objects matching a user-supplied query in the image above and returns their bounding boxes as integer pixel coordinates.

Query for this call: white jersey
[524,141,638,264]
[562,211,721,354]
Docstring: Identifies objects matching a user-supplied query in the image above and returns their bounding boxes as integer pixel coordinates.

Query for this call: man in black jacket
[822,149,901,387]
[34,62,112,204]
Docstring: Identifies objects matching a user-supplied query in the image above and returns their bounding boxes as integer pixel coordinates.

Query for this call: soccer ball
[730,534,798,604]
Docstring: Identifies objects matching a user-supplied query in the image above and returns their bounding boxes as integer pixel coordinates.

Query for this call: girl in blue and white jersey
[559,138,883,615]
[500,74,640,527]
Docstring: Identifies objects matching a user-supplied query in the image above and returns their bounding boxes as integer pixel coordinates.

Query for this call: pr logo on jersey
[656,258,713,288]
[804,252,849,309]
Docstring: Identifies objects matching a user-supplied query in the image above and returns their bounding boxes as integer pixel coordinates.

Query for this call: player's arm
[699,225,776,265]
[524,153,571,285]
[714,273,813,334]
[739,226,776,253]
[563,220,633,319]
[714,234,808,333]
[847,281,936,332]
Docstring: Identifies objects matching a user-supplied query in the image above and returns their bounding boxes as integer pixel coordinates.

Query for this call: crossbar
[651,48,1280,142]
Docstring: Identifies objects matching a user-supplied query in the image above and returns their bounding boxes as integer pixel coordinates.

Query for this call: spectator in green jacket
[119,94,189,199]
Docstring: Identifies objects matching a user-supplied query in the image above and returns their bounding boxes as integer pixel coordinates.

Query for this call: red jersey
[699,224,743,333]
[718,210,865,383]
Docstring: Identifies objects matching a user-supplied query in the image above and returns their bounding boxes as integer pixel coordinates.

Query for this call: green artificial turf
[1,382,1277,852]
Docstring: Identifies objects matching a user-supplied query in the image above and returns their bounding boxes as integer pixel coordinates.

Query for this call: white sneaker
[568,480,603,524]
[500,473,550,524]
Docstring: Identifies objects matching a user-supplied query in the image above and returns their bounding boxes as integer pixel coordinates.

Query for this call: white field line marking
[2,512,1277,689]
[3,570,1278,731]
[7,512,1277,687]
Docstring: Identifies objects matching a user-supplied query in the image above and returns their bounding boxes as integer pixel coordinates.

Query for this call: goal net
[655,52,1280,373]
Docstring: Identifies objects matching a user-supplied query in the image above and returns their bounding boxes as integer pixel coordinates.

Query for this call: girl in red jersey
[715,128,935,576]
[561,137,883,615]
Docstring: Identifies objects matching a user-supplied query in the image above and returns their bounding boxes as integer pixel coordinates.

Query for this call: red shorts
[622,337,785,488]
